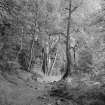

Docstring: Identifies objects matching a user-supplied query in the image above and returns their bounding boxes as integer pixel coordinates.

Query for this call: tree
[61,0,82,79]
[62,0,72,79]
[0,0,24,72]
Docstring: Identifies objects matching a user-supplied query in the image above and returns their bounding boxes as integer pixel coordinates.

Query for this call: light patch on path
[37,75,62,83]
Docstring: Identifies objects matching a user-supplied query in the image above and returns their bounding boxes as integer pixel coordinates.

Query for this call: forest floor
[0,70,53,105]
[0,69,105,105]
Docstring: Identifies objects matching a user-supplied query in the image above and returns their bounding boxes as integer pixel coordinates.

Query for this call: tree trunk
[28,0,38,71]
[28,36,35,71]
[15,27,23,61]
[48,50,58,75]
[62,0,72,79]
[41,48,48,74]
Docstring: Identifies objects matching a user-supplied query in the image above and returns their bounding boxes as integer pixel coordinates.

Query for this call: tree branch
[65,6,78,13]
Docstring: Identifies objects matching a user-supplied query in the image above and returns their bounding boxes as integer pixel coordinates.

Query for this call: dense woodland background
[1,0,105,105]
[0,0,105,78]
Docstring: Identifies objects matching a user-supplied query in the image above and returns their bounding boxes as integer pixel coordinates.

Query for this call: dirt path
[0,73,51,105]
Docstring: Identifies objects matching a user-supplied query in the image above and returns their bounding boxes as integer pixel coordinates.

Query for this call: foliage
[0,0,21,72]
[0,0,50,72]
[0,0,105,78]
[77,48,93,73]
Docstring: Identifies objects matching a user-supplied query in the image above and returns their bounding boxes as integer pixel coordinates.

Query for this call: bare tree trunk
[48,50,58,75]
[28,0,38,71]
[47,36,59,75]
[73,47,76,65]
[28,36,35,71]
[15,27,23,61]
[41,48,48,74]
[62,0,72,79]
